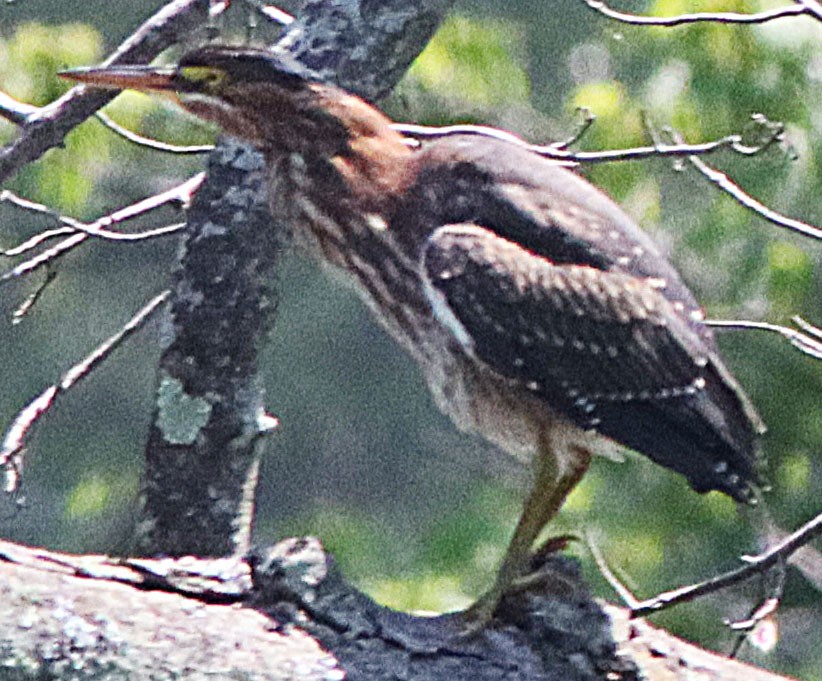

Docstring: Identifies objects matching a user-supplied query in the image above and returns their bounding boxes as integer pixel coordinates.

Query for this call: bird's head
[61,45,403,159]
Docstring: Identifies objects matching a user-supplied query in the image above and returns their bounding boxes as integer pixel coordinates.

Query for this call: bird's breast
[274,151,436,358]
[272,150,600,475]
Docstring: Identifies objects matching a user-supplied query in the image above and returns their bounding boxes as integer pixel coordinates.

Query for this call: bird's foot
[457,585,508,639]
[455,534,580,639]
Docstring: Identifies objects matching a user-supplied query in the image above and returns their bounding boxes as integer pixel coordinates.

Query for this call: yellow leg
[461,430,591,631]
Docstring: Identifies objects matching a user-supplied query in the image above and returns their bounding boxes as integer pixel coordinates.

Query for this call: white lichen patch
[156,372,212,445]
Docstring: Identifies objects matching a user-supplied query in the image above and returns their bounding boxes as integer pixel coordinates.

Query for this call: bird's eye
[178,66,225,91]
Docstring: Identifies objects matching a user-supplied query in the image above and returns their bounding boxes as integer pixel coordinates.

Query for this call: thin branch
[726,557,785,657]
[796,0,822,23]
[592,510,808,657]
[728,594,782,634]
[397,117,822,239]
[629,512,822,618]
[68,172,202,239]
[1,233,87,282]
[550,107,596,151]
[0,90,38,125]
[242,0,295,25]
[587,533,643,609]
[393,117,786,165]
[1,290,170,494]
[707,318,822,359]
[1,174,202,283]
[686,154,822,239]
[12,268,58,324]
[657,127,822,240]
[582,0,816,26]
[95,111,215,154]
[394,122,545,151]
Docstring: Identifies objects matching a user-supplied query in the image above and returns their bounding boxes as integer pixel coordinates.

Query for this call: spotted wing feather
[422,224,764,501]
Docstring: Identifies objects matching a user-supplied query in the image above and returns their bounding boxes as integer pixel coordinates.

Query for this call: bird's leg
[460,429,591,632]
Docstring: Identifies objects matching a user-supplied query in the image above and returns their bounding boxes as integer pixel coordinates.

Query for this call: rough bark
[0,538,794,681]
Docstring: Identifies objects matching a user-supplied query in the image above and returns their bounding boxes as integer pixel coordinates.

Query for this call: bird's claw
[455,542,580,639]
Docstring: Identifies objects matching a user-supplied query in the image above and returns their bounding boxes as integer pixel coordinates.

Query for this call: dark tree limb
[133,140,278,557]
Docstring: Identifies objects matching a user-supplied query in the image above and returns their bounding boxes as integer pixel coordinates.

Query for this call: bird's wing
[410,134,721,347]
[422,223,763,501]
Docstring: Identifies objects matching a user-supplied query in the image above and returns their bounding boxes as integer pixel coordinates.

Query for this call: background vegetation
[1,1,819,678]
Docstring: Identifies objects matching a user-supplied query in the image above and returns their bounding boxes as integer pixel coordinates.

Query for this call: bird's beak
[59,64,177,93]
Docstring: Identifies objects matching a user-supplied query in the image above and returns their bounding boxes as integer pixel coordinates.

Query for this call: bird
[61,45,766,627]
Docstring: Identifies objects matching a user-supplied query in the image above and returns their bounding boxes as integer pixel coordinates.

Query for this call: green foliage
[767,240,814,313]
[367,572,472,614]
[393,14,530,122]
[0,24,106,213]
[0,23,102,106]
[409,15,530,106]
[65,473,113,519]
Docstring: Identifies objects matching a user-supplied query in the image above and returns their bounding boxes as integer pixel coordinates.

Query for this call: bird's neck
[270,84,415,213]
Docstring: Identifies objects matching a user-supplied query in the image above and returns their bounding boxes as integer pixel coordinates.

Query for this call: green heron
[62,45,765,626]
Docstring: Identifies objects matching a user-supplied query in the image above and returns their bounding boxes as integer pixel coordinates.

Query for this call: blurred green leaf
[366,573,472,613]
[65,474,112,519]
[405,15,530,110]
[0,23,102,106]
[767,240,813,312]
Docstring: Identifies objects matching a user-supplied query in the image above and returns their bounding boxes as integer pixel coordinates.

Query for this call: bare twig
[242,0,295,25]
[629,512,822,618]
[0,90,38,125]
[397,117,822,239]
[727,559,785,657]
[685,154,821,240]
[650,125,822,240]
[591,523,794,655]
[797,0,822,23]
[393,117,786,165]
[729,593,782,634]
[587,533,643,609]
[1,290,170,493]
[1,233,87,282]
[550,107,596,151]
[95,111,215,154]
[582,0,820,26]
[2,174,202,283]
[12,268,57,324]
[707,318,822,360]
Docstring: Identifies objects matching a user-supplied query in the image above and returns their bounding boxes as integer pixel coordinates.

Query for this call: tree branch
[0,537,797,681]
[582,0,822,26]
[1,292,170,493]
